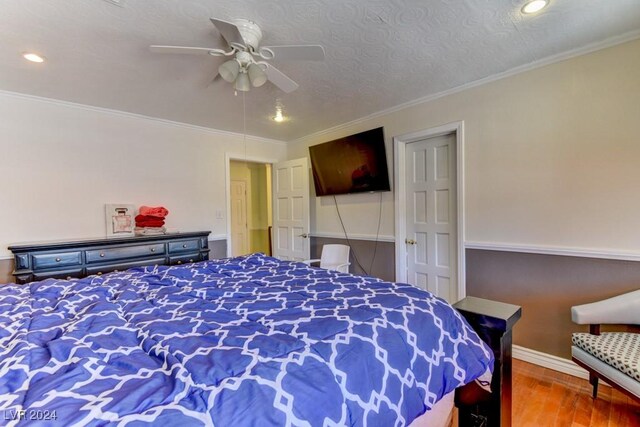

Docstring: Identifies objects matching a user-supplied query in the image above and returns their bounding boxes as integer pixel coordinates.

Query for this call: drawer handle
[177,261,183,265]
[189,259,194,263]
[100,253,105,257]
[182,244,187,248]
[150,248,156,252]
[114,269,119,273]
[55,257,61,262]
[97,272,103,276]
[66,276,72,280]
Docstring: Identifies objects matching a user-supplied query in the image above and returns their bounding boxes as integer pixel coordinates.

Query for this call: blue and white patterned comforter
[0,253,492,426]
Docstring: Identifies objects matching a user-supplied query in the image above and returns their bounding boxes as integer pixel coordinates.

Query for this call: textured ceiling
[1,0,639,141]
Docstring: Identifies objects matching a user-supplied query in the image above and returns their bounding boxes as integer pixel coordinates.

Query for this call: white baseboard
[512,345,601,383]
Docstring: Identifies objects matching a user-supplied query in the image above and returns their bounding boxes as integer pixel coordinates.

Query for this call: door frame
[393,121,466,300]
[225,153,278,257]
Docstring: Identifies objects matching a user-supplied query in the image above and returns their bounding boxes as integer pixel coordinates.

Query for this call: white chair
[303,244,351,273]
[570,289,640,402]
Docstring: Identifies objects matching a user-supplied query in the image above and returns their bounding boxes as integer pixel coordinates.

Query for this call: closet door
[405,133,457,302]
[272,158,310,261]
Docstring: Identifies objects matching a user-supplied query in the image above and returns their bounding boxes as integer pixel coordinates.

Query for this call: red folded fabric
[136,220,165,228]
[135,215,165,227]
[139,206,169,218]
[136,214,164,222]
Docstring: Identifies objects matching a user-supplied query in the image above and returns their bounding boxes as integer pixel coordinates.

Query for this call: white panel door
[272,158,310,261]
[405,134,457,302]
[230,180,249,256]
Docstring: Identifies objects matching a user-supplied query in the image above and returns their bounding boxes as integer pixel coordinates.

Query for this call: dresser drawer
[33,267,84,281]
[168,239,200,254]
[86,243,165,263]
[169,253,200,265]
[32,252,82,270]
[86,257,166,276]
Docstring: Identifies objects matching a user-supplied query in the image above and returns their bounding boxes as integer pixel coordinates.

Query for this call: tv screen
[309,127,390,196]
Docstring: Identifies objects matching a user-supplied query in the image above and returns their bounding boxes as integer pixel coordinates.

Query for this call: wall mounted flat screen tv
[309,127,390,196]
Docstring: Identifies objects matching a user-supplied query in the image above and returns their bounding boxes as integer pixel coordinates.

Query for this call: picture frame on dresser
[105,203,136,237]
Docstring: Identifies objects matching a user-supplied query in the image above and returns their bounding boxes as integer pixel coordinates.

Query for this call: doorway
[229,160,273,257]
[394,121,465,303]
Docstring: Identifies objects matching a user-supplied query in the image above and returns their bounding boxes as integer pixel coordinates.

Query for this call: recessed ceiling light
[272,104,287,123]
[521,0,548,14]
[273,110,285,123]
[23,53,45,63]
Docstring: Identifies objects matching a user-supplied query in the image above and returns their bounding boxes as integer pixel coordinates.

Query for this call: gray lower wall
[310,236,395,282]
[208,239,227,259]
[466,249,640,359]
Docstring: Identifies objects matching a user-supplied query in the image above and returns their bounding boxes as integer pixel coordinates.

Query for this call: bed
[0,253,493,426]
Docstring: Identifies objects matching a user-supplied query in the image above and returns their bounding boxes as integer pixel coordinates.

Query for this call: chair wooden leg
[589,372,599,399]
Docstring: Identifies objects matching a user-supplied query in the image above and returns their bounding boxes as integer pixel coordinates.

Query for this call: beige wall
[288,39,640,255]
[0,92,287,259]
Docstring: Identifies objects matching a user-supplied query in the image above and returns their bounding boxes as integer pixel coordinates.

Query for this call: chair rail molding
[464,241,640,262]
[310,231,395,243]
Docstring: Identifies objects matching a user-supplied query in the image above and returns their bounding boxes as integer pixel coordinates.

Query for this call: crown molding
[292,30,640,146]
[0,89,287,146]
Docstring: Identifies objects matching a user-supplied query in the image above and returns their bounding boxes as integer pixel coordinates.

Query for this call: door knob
[405,238,417,245]
[298,233,309,238]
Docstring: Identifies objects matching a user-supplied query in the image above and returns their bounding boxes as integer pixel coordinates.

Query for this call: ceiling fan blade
[260,45,325,61]
[263,64,299,93]
[210,18,245,49]
[149,45,225,55]
[209,71,222,86]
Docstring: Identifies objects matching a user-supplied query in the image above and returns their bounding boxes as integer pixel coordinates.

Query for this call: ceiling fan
[150,18,325,93]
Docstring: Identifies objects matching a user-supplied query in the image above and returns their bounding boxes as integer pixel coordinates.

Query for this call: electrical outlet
[215,210,223,220]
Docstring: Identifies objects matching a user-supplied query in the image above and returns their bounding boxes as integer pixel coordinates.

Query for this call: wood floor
[453,359,640,426]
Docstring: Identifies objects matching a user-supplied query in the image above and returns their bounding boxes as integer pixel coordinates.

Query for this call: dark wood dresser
[8,231,211,284]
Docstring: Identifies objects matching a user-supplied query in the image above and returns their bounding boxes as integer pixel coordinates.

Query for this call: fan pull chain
[243,90,247,162]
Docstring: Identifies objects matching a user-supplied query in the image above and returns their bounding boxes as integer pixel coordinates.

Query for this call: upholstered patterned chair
[571,289,640,402]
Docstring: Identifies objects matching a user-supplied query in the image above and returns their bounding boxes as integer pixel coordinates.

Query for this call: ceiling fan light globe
[219,60,239,83]
[248,63,267,87]
[234,73,251,92]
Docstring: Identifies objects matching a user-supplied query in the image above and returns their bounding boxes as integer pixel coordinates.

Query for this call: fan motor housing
[232,19,263,50]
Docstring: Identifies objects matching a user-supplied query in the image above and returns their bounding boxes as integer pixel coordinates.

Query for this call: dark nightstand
[454,296,522,427]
